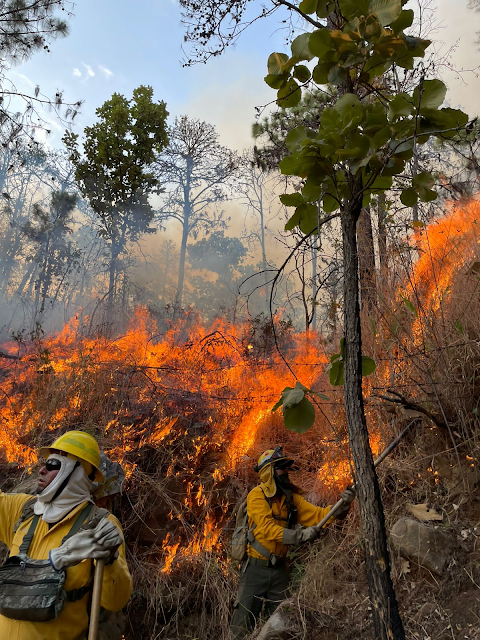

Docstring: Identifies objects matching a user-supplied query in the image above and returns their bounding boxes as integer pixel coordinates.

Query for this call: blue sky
[8,0,480,151]
[10,0,293,150]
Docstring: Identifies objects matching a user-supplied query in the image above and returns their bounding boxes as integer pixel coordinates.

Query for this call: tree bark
[357,206,377,312]
[377,193,388,278]
[341,189,405,640]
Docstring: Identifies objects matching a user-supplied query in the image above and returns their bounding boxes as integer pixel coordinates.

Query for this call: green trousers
[230,559,290,640]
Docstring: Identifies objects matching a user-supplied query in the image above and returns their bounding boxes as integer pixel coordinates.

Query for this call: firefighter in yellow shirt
[0,431,132,640]
[230,446,355,640]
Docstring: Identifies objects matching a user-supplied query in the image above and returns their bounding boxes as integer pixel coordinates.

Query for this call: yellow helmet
[39,431,105,483]
[254,446,294,473]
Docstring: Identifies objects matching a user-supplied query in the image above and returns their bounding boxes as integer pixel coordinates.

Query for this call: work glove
[335,486,356,520]
[282,526,319,545]
[49,529,111,571]
[92,518,123,551]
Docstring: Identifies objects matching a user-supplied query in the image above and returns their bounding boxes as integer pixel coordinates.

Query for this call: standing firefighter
[0,430,133,640]
[230,446,355,640]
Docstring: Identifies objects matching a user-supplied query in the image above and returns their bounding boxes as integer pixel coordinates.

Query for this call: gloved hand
[92,518,123,551]
[49,529,110,571]
[282,526,319,545]
[335,486,356,520]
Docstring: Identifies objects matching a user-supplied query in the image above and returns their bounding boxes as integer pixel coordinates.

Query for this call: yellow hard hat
[39,431,105,483]
[254,446,294,473]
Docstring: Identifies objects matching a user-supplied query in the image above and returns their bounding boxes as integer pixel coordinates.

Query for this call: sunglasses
[44,459,62,472]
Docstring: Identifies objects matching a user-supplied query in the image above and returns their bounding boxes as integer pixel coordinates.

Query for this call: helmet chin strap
[51,460,80,501]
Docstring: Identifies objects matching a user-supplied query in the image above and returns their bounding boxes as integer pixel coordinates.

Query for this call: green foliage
[187,231,247,275]
[327,338,376,386]
[272,381,329,434]
[64,86,168,304]
[263,0,469,236]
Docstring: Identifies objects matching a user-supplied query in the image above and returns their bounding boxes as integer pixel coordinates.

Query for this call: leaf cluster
[271,380,329,433]
[64,86,169,247]
[265,0,469,234]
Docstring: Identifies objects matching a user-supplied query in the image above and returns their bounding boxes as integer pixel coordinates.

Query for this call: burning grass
[0,198,480,638]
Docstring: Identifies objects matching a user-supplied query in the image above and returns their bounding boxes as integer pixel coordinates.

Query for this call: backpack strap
[13,496,36,534]
[61,502,95,545]
[19,514,40,555]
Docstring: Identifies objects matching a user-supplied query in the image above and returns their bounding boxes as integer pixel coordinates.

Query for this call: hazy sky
[9,0,480,154]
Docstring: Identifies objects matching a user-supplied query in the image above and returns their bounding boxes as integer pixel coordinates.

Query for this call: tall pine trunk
[341,184,405,640]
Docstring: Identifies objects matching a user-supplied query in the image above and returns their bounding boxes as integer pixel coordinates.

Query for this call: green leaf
[454,320,464,334]
[312,62,331,84]
[420,107,469,137]
[264,73,289,90]
[283,396,316,433]
[361,356,376,376]
[369,0,402,26]
[291,33,314,61]
[271,395,285,412]
[413,79,447,111]
[335,93,363,119]
[297,203,319,234]
[308,28,332,58]
[280,192,305,207]
[310,390,330,401]
[302,178,323,202]
[339,0,401,26]
[412,171,435,189]
[285,126,309,153]
[277,79,301,107]
[400,189,418,206]
[402,296,418,317]
[418,188,438,203]
[316,0,333,18]
[299,0,318,14]
[328,64,348,86]
[294,65,311,82]
[282,382,306,409]
[268,52,289,75]
[388,92,414,121]
[390,8,414,33]
[323,193,339,213]
[328,360,345,386]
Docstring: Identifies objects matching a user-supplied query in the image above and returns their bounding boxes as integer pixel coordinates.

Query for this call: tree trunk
[357,207,377,312]
[176,156,193,310]
[377,193,388,278]
[341,192,405,640]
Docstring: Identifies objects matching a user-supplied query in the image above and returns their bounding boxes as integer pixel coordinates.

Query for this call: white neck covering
[34,454,94,523]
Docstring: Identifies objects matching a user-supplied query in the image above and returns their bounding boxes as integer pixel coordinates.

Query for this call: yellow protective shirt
[0,491,133,640]
[246,486,333,560]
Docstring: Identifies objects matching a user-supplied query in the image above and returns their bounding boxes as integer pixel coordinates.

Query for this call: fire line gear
[39,431,105,483]
[92,518,123,551]
[0,503,96,622]
[0,493,132,639]
[254,447,294,474]
[35,454,95,524]
[231,445,345,640]
[49,529,111,572]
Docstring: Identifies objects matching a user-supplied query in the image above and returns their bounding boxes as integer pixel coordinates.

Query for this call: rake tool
[88,558,105,640]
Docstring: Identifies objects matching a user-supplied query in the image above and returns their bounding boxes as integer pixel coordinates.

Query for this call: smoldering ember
[0,2,479,640]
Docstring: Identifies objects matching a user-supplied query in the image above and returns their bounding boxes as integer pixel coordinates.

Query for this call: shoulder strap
[13,496,36,534]
[19,514,40,555]
[61,502,95,545]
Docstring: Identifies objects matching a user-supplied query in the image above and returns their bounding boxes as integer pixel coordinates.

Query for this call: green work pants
[230,559,290,640]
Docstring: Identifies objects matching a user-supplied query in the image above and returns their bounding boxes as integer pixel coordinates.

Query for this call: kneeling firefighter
[230,446,355,640]
[0,431,133,640]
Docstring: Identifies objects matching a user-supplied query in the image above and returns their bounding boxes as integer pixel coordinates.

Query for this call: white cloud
[82,63,95,78]
[17,73,35,89]
[73,68,82,78]
[99,65,113,79]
